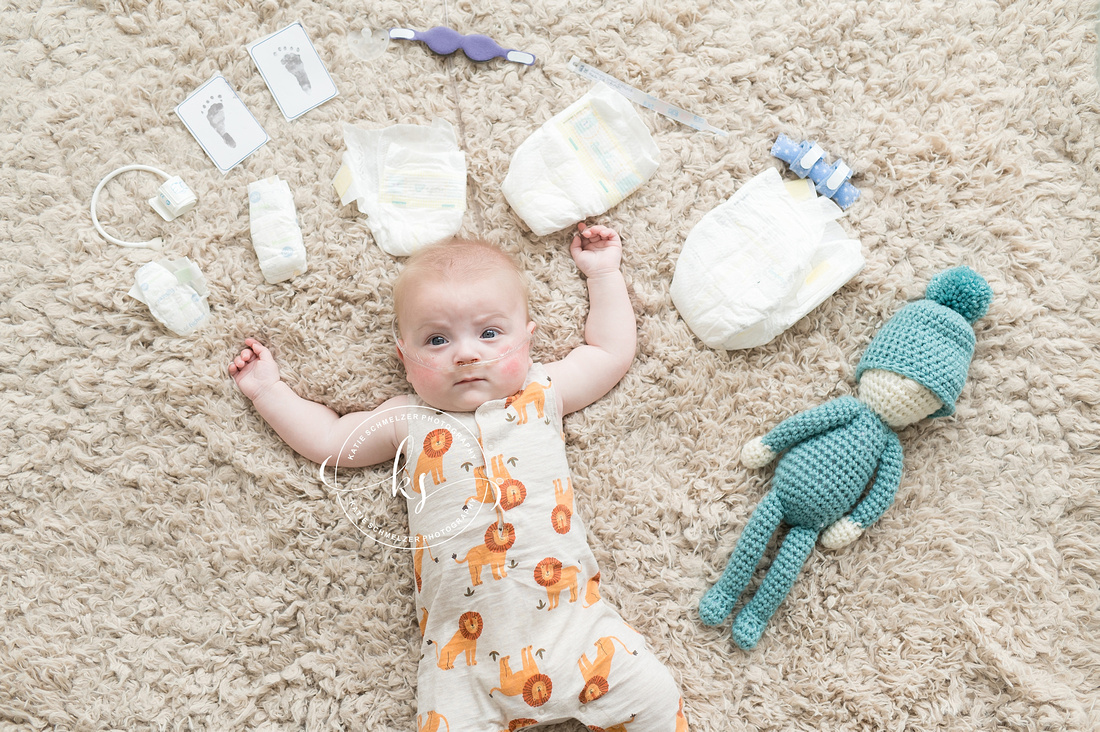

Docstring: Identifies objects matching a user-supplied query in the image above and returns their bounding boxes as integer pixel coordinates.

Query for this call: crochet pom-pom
[925,266,992,324]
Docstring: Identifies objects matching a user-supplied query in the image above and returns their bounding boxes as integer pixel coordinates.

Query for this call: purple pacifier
[389,26,535,65]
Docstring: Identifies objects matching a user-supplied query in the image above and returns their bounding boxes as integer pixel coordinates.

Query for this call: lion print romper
[403,364,688,732]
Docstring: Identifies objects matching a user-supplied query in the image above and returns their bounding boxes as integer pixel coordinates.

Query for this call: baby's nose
[453,338,483,365]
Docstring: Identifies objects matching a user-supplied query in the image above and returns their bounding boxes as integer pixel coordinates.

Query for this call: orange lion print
[505,380,548,425]
[428,611,483,670]
[414,534,437,593]
[412,428,453,491]
[489,645,554,707]
[467,454,527,511]
[586,720,634,732]
[577,636,637,704]
[418,711,450,732]
[464,463,496,509]
[453,522,517,585]
[490,454,527,510]
[534,557,581,610]
[676,696,689,731]
[499,719,539,732]
[551,478,573,534]
[583,572,602,607]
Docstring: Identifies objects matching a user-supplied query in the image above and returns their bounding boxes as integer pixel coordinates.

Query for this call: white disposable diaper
[670,168,865,350]
[333,119,466,257]
[248,176,307,284]
[128,257,211,336]
[502,81,660,236]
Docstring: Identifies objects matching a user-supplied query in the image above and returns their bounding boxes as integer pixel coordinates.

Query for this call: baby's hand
[570,222,623,278]
[229,338,281,401]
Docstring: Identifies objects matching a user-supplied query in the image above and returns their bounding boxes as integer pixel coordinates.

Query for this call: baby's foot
[277,46,311,92]
[202,95,236,148]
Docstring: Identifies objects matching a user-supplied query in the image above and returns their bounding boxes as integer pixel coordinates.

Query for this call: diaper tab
[248,176,307,284]
[128,257,211,336]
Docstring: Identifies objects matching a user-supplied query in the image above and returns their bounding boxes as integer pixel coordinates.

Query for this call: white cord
[439,0,486,234]
[90,164,171,248]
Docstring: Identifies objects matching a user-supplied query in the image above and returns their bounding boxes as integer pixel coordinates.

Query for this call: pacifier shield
[348,27,389,61]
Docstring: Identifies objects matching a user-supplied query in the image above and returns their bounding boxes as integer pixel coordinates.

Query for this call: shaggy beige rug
[3,0,1099,729]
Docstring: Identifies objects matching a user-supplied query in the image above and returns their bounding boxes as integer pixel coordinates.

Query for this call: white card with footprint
[248,22,338,121]
[176,75,269,174]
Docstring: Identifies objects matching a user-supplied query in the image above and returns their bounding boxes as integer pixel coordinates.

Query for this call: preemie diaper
[248,176,307,284]
[333,119,466,257]
[128,257,211,336]
[502,82,660,236]
[671,168,865,350]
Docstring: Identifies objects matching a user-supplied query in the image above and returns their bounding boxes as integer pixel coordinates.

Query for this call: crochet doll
[699,266,993,649]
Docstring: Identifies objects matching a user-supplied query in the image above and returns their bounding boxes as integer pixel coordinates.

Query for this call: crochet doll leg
[731,525,817,649]
[698,490,783,626]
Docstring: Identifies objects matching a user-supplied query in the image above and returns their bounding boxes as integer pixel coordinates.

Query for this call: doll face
[858,369,942,427]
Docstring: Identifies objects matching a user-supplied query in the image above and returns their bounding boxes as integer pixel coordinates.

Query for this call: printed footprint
[277,46,311,92]
[202,95,236,148]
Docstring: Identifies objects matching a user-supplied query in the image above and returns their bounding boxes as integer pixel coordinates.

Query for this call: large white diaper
[502,81,660,236]
[671,168,864,350]
[128,257,211,336]
[248,176,307,284]
[333,119,466,257]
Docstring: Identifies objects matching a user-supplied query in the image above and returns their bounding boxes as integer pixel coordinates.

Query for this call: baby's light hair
[393,238,529,331]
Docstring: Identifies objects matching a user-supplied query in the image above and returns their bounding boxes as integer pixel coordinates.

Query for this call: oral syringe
[566,56,728,137]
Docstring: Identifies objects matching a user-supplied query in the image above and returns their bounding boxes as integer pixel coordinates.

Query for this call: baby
[229,223,688,732]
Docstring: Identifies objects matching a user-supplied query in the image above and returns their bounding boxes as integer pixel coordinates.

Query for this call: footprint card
[248,22,338,121]
[176,75,269,174]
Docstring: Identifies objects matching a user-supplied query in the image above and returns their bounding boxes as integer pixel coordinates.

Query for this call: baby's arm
[544,223,637,415]
[229,338,405,467]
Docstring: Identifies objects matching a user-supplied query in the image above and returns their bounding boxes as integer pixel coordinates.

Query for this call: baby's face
[396,269,535,413]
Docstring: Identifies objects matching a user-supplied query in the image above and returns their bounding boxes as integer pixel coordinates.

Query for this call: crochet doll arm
[760,396,864,456]
[822,431,904,549]
[740,436,777,468]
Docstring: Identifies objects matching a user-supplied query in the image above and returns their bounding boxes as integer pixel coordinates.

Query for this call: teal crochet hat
[856,266,993,417]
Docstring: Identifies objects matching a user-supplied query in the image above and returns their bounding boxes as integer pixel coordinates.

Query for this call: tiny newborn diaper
[671,168,864,350]
[502,81,660,236]
[128,257,210,336]
[248,176,307,284]
[333,119,467,257]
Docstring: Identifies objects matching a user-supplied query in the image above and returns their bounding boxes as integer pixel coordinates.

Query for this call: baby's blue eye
[428,335,447,346]
[481,328,500,340]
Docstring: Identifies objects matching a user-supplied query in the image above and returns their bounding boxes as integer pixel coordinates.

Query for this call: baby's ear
[527,320,537,335]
